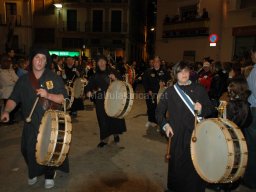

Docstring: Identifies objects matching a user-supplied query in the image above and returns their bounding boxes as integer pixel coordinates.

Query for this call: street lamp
[54,3,63,9]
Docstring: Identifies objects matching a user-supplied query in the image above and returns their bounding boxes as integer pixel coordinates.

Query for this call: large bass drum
[36,110,72,166]
[191,118,248,183]
[104,80,134,119]
[73,78,88,99]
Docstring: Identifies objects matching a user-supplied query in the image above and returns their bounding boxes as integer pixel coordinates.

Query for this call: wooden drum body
[36,110,72,167]
[65,85,74,109]
[191,118,248,183]
[104,80,134,119]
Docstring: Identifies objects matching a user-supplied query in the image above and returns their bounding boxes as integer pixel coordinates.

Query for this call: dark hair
[252,44,256,53]
[228,78,250,101]
[51,54,58,60]
[173,60,190,79]
[214,61,222,73]
[0,54,12,69]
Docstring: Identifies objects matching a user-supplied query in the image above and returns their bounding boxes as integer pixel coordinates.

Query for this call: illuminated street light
[150,27,155,31]
[54,3,62,9]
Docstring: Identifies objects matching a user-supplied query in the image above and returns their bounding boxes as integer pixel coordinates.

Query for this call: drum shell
[190,118,248,183]
[36,110,72,167]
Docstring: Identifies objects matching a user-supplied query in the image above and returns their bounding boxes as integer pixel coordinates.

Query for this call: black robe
[86,68,126,140]
[9,69,69,178]
[156,82,214,192]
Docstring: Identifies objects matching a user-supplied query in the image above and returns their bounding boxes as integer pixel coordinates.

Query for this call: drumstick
[26,97,40,123]
[165,133,173,162]
[192,110,198,142]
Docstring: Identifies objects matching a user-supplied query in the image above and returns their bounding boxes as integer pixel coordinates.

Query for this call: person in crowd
[198,61,212,92]
[51,54,59,73]
[1,48,69,189]
[143,56,170,128]
[63,56,83,117]
[16,58,29,77]
[243,45,256,189]
[156,61,214,192]
[0,54,19,124]
[85,55,126,148]
[209,61,229,107]
[201,8,209,19]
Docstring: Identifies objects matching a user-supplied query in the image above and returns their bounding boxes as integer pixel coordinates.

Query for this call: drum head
[105,81,127,117]
[36,112,57,164]
[73,78,84,98]
[191,119,229,183]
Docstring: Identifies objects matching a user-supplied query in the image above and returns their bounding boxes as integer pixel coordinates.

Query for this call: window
[5,3,17,16]
[62,38,83,48]
[111,10,122,32]
[34,28,55,44]
[92,10,103,32]
[67,10,77,31]
[240,0,256,8]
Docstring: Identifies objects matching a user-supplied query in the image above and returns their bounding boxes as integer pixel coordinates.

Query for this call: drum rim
[104,80,134,119]
[36,110,72,167]
[190,118,248,183]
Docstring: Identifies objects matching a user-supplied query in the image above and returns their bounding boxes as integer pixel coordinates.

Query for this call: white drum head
[105,81,127,117]
[191,119,229,182]
[36,112,58,164]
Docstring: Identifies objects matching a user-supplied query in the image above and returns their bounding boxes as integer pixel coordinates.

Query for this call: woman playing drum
[156,61,214,192]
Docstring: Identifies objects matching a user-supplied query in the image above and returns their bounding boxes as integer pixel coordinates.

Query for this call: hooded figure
[85,55,127,148]
[1,48,69,189]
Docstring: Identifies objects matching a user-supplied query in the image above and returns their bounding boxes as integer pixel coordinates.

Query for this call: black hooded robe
[86,68,126,140]
[9,69,69,178]
[156,83,214,192]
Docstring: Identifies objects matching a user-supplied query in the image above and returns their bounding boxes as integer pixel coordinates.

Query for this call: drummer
[85,55,126,148]
[63,56,84,117]
[1,48,69,189]
[155,61,214,192]
[143,56,170,128]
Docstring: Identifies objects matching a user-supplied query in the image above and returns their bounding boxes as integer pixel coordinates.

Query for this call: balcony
[162,18,210,38]
[59,22,128,33]
[0,14,22,26]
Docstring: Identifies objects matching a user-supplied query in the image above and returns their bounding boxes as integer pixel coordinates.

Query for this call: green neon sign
[49,50,80,57]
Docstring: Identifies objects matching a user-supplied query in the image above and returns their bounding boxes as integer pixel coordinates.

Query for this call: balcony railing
[60,22,128,33]
[162,18,210,38]
[0,14,22,26]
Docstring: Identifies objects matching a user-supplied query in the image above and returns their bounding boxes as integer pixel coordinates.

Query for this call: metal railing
[60,21,128,33]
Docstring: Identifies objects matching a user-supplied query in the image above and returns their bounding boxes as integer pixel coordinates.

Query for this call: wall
[155,0,256,63]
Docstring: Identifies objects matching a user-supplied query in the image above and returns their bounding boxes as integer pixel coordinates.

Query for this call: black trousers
[145,94,157,123]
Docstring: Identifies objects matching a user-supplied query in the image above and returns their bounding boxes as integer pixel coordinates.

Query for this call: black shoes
[97,142,108,148]
[114,135,120,143]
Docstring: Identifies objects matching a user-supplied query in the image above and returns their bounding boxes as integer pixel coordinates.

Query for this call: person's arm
[1,100,17,122]
[248,69,256,98]
[155,90,174,137]
[198,85,215,117]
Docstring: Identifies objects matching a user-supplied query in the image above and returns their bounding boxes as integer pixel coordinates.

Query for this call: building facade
[32,0,147,61]
[0,0,33,55]
[155,0,256,63]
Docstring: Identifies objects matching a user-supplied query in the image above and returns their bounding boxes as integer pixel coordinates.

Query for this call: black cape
[86,68,126,140]
[156,82,214,192]
[9,69,69,178]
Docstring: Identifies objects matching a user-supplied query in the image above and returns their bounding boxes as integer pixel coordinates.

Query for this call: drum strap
[174,84,201,122]
[28,71,61,110]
